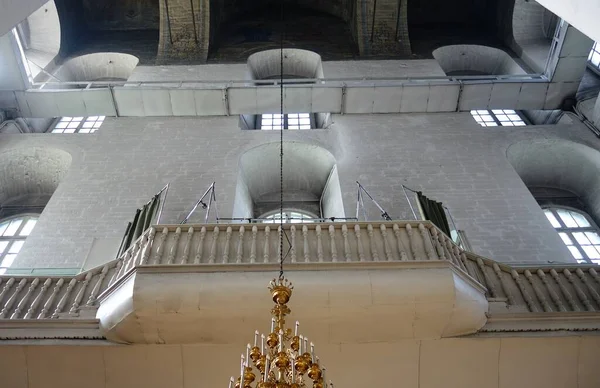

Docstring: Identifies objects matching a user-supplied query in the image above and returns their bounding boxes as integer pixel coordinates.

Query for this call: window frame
[51,116,105,133]
[470,109,527,127]
[260,209,319,223]
[588,41,600,75]
[0,214,39,274]
[258,113,314,130]
[543,206,600,264]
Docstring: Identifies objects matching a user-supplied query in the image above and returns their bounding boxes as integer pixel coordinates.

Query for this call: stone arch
[17,0,61,80]
[232,142,344,220]
[511,0,559,73]
[507,139,600,224]
[52,53,139,86]
[242,49,328,129]
[433,45,526,76]
[0,147,72,219]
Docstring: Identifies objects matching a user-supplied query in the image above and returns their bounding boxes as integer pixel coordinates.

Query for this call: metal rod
[164,0,174,44]
[356,181,392,221]
[155,183,170,224]
[181,182,215,224]
[189,0,198,43]
[401,185,418,220]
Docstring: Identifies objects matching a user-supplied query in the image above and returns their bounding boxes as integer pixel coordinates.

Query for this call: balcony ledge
[97,260,488,344]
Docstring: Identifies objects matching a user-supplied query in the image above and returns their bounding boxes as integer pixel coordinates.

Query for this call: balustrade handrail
[25,73,549,91]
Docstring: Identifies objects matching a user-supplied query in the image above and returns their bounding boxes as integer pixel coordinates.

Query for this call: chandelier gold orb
[228,277,332,388]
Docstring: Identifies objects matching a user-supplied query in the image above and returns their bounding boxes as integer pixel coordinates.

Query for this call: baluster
[418,224,436,260]
[140,227,156,265]
[354,225,365,262]
[476,258,498,298]
[459,252,470,272]
[151,227,169,264]
[194,226,207,264]
[524,270,552,312]
[430,228,446,260]
[38,279,64,319]
[263,226,270,263]
[367,224,379,261]
[380,224,393,261]
[0,279,27,318]
[511,270,537,312]
[131,235,145,266]
[117,250,132,278]
[208,226,220,264]
[564,269,594,311]
[223,226,233,264]
[405,224,419,260]
[392,224,408,261]
[166,227,182,264]
[589,268,600,285]
[87,265,109,306]
[11,278,40,319]
[452,246,468,271]
[52,278,77,318]
[316,225,323,262]
[250,226,258,263]
[0,278,16,303]
[303,225,310,263]
[342,225,351,262]
[69,272,93,315]
[537,269,566,312]
[576,269,600,307]
[492,264,514,305]
[25,278,52,319]
[445,240,460,266]
[329,225,338,262]
[236,226,245,264]
[550,269,579,311]
[109,260,123,286]
[180,227,194,264]
[127,240,142,271]
[290,226,296,263]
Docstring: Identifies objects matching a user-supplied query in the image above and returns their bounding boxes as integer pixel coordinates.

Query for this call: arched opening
[407,0,503,57]
[0,147,72,272]
[507,139,600,263]
[50,52,139,87]
[209,3,358,61]
[242,49,329,130]
[14,0,61,80]
[433,45,526,76]
[232,142,344,221]
[511,0,559,73]
[54,0,159,64]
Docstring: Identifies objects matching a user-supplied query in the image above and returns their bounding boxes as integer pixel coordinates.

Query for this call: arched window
[261,210,316,223]
[0,215,38,274]
[544,207,600,264]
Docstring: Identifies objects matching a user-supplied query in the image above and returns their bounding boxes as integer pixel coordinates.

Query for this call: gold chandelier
[228,277,331,388]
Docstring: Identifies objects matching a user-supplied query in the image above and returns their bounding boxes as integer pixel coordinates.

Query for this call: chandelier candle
[231,278,331,388]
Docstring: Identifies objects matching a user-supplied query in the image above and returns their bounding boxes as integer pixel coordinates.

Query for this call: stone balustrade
[1,221,599,326]
[111,222,466,272]
[461,254,600,313]
[0,260,119,320]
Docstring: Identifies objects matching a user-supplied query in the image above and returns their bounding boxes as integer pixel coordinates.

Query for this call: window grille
[52,116,105,133]
[471,110,526,127]
[544,207,600,264]
[260,113,312,130]
[0,215,38,274]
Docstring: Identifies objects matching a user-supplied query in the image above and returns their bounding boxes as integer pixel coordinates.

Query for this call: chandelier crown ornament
[229,278,332,388]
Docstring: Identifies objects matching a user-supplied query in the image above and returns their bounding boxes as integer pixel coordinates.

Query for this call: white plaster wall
[536,0,600,43]
[4,113,600,270]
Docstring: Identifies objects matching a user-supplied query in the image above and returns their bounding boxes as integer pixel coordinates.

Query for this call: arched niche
[0,147,72,219]
[208,3,357,61]
[511,0,558,73]
[433,45,526,76]
[17,0,61,80]
[507,139,600,224]
[232,142,344,220]
[51,52,139,87]
[242,49,328,130]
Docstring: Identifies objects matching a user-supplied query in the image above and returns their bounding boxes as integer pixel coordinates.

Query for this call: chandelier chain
[279,0,285,281]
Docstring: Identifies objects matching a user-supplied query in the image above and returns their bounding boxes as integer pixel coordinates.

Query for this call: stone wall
[4,111,600,270]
